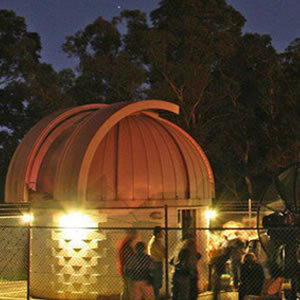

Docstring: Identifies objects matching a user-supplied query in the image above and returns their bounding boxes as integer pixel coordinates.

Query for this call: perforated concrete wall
[29,206,209,299]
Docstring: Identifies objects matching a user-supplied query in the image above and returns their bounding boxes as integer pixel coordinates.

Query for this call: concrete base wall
[30,206,210,299]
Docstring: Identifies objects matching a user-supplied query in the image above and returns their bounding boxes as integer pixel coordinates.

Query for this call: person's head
[179,238,196,252]
[126,228,138,240]
[222,246,233,257]
[186,239,196,250]
[135,241,146,253]
[154,226,163,238]
[242,252,256,264]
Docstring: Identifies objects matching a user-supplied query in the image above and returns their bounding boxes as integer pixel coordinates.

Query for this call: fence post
[27,204,32,300]
[248,198,252,227]
[164,205,169,299]
[27,223,30,300]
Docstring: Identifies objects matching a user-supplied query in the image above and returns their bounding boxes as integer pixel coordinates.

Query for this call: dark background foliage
[0,1,299,205]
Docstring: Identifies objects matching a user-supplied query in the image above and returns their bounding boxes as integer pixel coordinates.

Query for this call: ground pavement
[0,281,238,300]
[0,281,26,300]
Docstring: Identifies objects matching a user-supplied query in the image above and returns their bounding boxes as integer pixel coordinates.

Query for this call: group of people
[117,227,202,300]
[117,227,271,300]
[117,226,165,300]
[210,237,284,300]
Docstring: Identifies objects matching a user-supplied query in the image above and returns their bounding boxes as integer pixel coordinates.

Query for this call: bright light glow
[59,212,96,240]
[59,212,95,228]
[205,209,217,221]
[22,214,34,223]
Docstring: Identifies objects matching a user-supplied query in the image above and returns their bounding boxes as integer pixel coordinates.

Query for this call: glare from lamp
[59,212,96,241]
[22,214,34,223]
[205,209,217,221]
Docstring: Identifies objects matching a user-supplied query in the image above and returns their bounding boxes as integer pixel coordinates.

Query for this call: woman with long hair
[170,239,201,300]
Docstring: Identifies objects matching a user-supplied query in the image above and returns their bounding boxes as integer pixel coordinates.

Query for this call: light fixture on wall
[205,209,217,221]
[59,212,96,240]
[205,209,217,228]
[22,213,34,223]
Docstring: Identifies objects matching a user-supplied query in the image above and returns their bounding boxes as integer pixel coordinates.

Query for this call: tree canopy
[0,2,299,204]
[0,10,73,199]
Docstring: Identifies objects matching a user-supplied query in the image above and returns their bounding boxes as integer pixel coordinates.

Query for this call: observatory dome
[5,100,214,206]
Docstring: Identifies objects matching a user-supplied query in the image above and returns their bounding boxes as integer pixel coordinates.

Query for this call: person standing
[187,240,201,300]
[127,241,155,300]
[238,252,265,300]
[148,226,165,300]
[170,241,191,300]
[117,229,138,300]
[170,239,201,300]
[228,236,245,289]
[211,246,232,300]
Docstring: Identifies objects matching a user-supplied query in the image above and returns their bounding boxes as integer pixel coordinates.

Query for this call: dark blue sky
[1,0,299,71]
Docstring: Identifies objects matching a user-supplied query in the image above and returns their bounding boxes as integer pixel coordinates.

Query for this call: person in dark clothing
[117,229,138,300]
[170,239,201,300]
[126,241,155,300]
[238,252,265,300]
[188,244,201,300]
[211,247,232,300]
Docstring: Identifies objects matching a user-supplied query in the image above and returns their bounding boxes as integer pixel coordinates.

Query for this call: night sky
[1,0,300,71]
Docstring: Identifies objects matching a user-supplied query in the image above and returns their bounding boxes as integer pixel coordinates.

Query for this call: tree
[0,10,73,200]
[205,33,285,202]
[63,16,147,104]
[273,38,300,168]
[0,10,39,199]
[122,0,246,139]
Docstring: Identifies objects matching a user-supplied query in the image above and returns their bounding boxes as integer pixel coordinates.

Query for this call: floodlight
[22,214,34,223]
[59,212,96,240]
[205,209,217,221]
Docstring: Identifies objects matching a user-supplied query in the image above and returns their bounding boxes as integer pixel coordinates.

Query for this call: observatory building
[5,100,214,299]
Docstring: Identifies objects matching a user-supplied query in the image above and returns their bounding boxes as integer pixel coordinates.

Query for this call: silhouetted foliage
[0,10,73,200]
[0,2,299,204]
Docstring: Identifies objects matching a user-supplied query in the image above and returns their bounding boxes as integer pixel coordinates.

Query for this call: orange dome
[5,100,214,206]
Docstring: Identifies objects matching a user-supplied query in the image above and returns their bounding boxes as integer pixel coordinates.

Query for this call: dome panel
[30,111,94,192]
[53,111,101,202]
[100,126,118,201]
[117,117,135,200]
[144,117,179,200]
[36,128,74,194]
[87,125,118,202]
[159,118,214,200]
[127,116,150,200]
[162,121,197,198]
[87,114,197,202]
[54,102,131,202]
[5,105,105,203]
[136,117,164,200]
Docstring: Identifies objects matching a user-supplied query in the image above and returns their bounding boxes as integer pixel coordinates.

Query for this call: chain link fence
[0,224,29,300]
[1,222,300,299]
